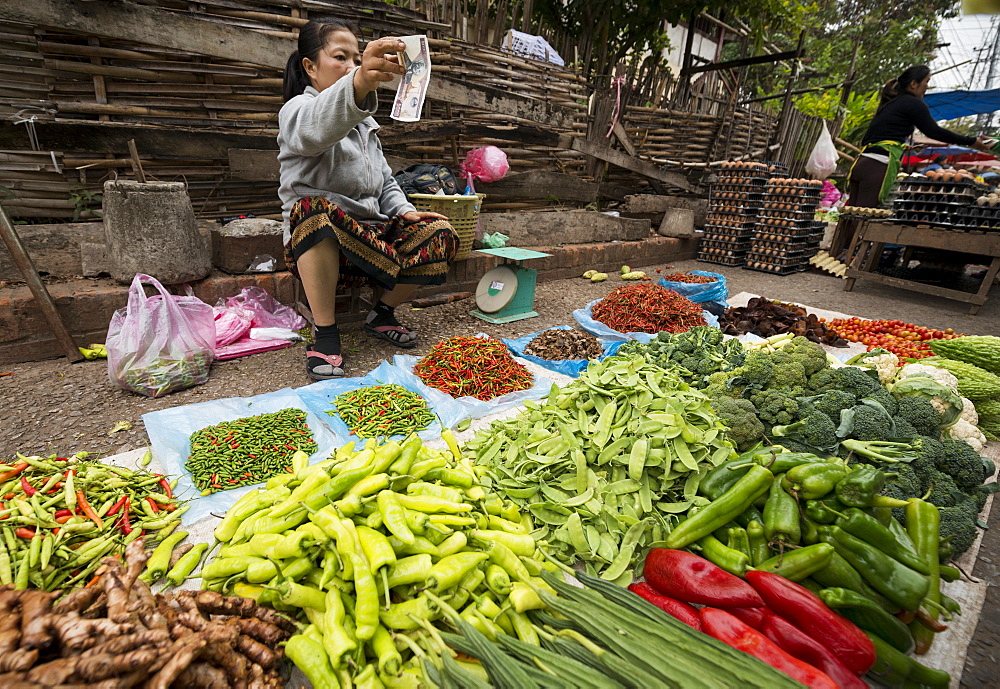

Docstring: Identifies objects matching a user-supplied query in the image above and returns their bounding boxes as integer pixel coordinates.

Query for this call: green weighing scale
[470,247,551,324]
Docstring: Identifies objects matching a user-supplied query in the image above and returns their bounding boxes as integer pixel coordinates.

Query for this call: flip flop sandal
[306,348,345,380]
[365,323,418,348]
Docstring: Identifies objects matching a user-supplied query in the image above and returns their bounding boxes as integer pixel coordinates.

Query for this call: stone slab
[0,222,103,281]
[211,218,284,274]
[80,242,108,277]
[479,211,650,246]
[619,194,709,228]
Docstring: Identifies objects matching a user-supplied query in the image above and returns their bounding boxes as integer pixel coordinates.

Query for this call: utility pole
[976,16,1000,130]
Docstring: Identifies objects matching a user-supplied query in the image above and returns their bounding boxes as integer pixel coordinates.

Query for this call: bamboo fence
[0,0,795,221]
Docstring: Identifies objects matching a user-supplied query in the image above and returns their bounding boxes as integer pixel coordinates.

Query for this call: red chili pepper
[700,608,839,689]
[745,570,876,675]
[627,582,701,631]
[0,462,29,483]
[413,336,533,400]
[896,609,917,625]
[915,608,948,633]
[728,606,768,630]
[105,496,129,517]
[759,610,868,689]
[19,475,39,496]
[643,548,764,608]
[76,490,104,529]
[15,527,36,539]
[53,509,73,519]
[54,457,69,461]
[146,496,161,513]
[55,514,73,524]
[158,477,173,498]
[119,500,132,535]
[0,501,6,519]
[591,284,706,334]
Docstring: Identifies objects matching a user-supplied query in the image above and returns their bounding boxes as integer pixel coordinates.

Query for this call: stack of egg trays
[744,180,823,275]
[700,167,768,266]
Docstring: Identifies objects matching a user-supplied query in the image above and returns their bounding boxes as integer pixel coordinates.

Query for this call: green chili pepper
[754,451,831,475]
[818,525,929,611]
[805,497,846,524]
[165,543,208,587]
[763,478,800,548]
[696,533,751,576]
[819,587,914,653]
[905,498,941,654]
[427,552,489,593]
[756,543,834,581]
[320,588,357,667]
[386,553,433,588]
[379,596,437,630]
[436,531,468,558]
[725,526,751,559]
[142,530,188,583]
[835,464,885,507]
[698,457,755,500]
[864,631,949,689]
[810,550,899,613]
[834,507,930,575]
[371,624,403,677]
[285,634,338,689]
[377,491,415,545]
[745,519,771,566]
[782,462,848,500]
[665,465,774,549]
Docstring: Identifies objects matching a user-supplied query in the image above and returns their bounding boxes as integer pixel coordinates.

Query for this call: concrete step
[0,236,696,364]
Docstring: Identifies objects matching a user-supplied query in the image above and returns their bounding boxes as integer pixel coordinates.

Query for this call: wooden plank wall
[0,0,787,221]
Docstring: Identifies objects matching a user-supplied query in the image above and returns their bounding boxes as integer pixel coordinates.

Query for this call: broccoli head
[862,387,899,416]
[923,471,964,508]
[880,479,919,522]
[939,439,992,493]
[896,396,943,438]
[892,418,919,439]
[805,389,858,424]
[839,402,895,442]
[769,350,809,390]
[832,366,883,397]
[784,336,831,376]
[739,350,775,387]
[938,498,982,560]
[771,412,839,453]
[747,388,800,426]
[710,397,766,450]
[807,367,838,393]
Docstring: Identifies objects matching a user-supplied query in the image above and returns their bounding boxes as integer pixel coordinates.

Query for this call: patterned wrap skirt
[284,197,458,290]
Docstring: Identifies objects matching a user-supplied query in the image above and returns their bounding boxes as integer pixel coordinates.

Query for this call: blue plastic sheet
[657,270,729,315]
[572,298,718,342]
[295,360,470,440]
[393,339,556,419]
[501,326,625,378]
[142,388,341,525]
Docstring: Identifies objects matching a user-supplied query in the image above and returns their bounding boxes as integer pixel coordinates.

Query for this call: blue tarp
[919,145,979,157]
[924,88,1000,121]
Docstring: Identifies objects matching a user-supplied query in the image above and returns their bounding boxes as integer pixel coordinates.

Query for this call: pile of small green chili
[330,384,435,438]
[0,452,185,591]
[186,408,318,494]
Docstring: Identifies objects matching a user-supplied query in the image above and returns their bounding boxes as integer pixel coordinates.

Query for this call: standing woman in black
[849,64,989,208]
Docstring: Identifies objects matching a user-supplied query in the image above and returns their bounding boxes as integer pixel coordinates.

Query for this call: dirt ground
[2,256,999,683]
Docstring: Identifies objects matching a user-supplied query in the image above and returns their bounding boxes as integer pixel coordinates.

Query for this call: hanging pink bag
[106,274,216,398]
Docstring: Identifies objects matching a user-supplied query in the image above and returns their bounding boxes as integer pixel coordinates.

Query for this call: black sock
[311,323,341,357]
[366,301,399,328]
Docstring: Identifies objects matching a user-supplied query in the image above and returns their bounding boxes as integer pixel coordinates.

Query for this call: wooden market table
[843,220,1000,315]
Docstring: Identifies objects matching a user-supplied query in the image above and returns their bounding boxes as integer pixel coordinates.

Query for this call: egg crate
[757,207,816,219]
[756,217,820,231]
[710,184,764,196]
[892,200,968,213]
[965,205,1000,220]
[743,260,811,276]
[703,226,756,241]
[706,210,759,223]
[751,229,822,245]
[766,178,824,190]
[710,191,765,204]
[755,223,823,238]
[747,244,815,261]
[719,162,771,174]
[762,161,790,176]
[697,252,748,267]
[714,175,768,187]
[894,193,976,205]
[761,192,822,206]
[700,237,752,252]
[708,202,764,216]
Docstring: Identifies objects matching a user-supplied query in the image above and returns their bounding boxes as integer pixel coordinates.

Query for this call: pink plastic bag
[220,286,306,330]
[212,307,252,348]
[461,146,510,185]
[106,274,216,398]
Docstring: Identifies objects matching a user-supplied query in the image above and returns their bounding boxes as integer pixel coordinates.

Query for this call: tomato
[828,317,960,358]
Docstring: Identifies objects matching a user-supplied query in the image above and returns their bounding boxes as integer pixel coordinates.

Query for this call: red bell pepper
[643,548,764,608]
[760,610,868,689]
[627,582,702,631]
[728,606,767,630]
[746,570,876,675]
[700,608,838,689]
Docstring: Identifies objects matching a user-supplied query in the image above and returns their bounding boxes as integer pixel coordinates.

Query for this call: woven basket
[409,193,485,261]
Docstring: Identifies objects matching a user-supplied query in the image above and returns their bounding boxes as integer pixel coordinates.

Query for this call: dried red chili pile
[660,272,717,284]
[592,284,706,334]
[413,336,534,400]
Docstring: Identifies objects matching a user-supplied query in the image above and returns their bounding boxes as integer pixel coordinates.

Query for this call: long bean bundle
[331,384,435,438]
[414,336,533,400]
[186,408,318,494]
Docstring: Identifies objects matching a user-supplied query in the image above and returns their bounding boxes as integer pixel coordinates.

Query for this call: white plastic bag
[805,123,838,180]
